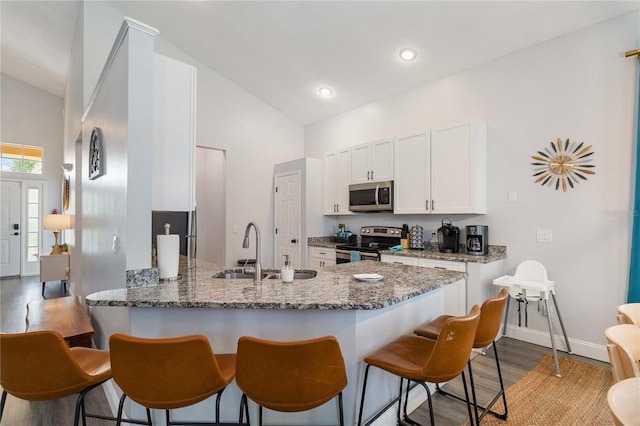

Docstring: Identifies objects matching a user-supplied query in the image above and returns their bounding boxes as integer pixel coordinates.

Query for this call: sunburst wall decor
[531,138,595,192]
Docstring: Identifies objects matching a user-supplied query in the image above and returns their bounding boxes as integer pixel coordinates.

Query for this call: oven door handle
[375,184,380,208]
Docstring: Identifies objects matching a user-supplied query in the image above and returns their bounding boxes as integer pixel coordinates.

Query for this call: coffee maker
[465,225,488,256]
[437,219,460,253]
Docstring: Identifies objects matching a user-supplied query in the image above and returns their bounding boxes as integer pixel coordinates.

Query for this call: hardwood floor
[1,276,609,425]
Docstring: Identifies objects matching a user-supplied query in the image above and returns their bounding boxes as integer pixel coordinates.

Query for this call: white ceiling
[2,1,639,126]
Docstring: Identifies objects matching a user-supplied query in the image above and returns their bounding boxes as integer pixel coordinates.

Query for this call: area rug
[462,354,614,425]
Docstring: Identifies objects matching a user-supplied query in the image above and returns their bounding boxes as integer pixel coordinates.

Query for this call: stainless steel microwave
[349,181,393,212]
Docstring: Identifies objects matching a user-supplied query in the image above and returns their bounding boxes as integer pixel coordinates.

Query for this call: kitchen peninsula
[86,259,465,425]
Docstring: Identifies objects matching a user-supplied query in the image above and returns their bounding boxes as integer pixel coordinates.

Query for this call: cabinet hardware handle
[431,200,435,210]
[371,170,374,180]
[434,266,447,270]
[426,200,429,211]
[367,171,370,180]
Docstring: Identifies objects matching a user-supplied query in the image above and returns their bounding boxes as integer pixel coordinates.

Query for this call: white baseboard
[504,324,608,362]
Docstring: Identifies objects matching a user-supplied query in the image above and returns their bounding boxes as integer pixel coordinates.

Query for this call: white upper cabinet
[394,119,487,214]
[351,139,394,184]
[431,119,486,214]
[324,148,352,215]
[394,132,431,214]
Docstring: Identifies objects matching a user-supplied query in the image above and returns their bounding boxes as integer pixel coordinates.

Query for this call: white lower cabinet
[381,255,466,315]
[380,255,419,266]
[309,247,336,269]
[420,259,466,316]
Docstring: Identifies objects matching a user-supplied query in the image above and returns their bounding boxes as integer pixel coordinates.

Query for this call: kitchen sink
[266,270,318,280]
[212,269,268,280]
[212,269,317,280]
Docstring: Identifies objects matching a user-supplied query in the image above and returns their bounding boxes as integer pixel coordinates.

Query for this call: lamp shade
[42,214,72,230]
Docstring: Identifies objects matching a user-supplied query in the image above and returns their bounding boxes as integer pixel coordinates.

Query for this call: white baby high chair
[494,260,572,377]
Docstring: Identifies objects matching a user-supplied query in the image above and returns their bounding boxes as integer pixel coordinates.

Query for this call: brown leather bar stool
[414,288,509,424]
[236,335,348,425]
[0,330,112,426]
[358,305,480,426]
[109,333,236,425]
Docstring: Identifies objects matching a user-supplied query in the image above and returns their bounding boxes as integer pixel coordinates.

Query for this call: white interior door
[274,172,301,269]
[0,181,21,277]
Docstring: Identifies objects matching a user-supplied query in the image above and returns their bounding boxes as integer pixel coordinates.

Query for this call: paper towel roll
[157,234,179,280]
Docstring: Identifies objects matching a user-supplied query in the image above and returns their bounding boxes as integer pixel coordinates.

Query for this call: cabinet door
[380,255,420,266]
[351,143,370,184]
[324,151,338,214]
[351,140,394,184]
[430,120,487,214]
[324,149,352,215]
[335,149,352,214]
[420,259,466,316]
[370,139,394,182]
[394,132,430,214]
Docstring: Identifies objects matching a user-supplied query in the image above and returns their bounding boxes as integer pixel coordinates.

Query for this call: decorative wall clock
[531,138,595,192]
[88,127,104,180]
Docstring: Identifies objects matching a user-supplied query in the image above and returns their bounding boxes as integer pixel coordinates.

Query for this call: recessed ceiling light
[318,87,333,97]
[399,48,418,61]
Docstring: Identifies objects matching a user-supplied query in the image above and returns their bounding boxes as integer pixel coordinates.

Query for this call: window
[1,143,43,174]
[26,188,40,262]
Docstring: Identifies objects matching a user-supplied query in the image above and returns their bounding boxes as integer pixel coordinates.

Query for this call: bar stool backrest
[0,330,92,400]
[604,324,640,383]
[607,377,640,426]
[422,305,480,383]
[109,333,229,409]
[474,288,509,348]
[236,335,347,413]
[617,303,640,326]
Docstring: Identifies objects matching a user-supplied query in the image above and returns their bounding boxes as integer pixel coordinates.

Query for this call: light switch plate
[536,229,552,243]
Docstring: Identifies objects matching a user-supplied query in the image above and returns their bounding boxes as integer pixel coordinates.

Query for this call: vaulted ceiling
[2,1,638,125]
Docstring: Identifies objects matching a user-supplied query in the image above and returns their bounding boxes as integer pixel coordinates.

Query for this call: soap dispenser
[281,254,294,283]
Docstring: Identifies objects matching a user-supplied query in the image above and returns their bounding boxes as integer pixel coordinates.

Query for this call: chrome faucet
[242,222,262,284]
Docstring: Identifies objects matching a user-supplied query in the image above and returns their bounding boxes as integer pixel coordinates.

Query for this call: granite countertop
[308,237,342,249]
[309,236,506,264]
[85,258,465,310]
[381,245,507,264]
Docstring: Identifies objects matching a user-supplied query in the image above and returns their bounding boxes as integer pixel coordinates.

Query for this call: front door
[0,181,21,277]
[274,172,301,268]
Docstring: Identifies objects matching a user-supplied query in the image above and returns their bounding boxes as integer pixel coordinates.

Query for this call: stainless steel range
[335,226,402,263]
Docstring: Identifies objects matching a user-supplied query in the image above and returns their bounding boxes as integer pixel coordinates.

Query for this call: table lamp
[42,214,72,255]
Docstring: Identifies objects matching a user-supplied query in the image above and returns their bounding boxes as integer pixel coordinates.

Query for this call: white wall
[0,74,64,251]
[305,11,639,356]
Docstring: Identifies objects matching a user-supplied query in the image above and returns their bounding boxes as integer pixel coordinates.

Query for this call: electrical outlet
[232,225,238,234]
[536,229,552,243]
